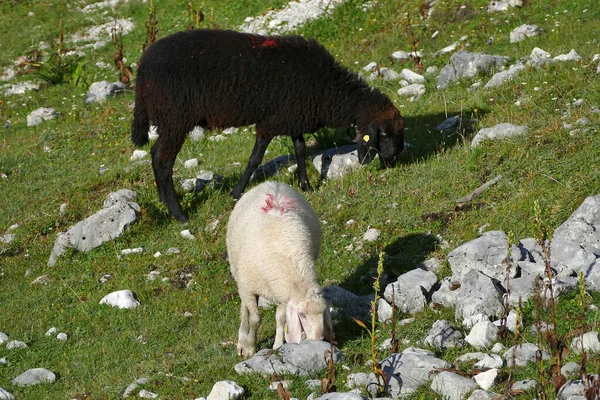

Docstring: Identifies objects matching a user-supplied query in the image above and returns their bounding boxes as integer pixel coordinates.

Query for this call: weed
[36,19,85,87]
[143,0,159,52]
[111,20,133,86]
[353,251,388,396]
[187,0,205,30]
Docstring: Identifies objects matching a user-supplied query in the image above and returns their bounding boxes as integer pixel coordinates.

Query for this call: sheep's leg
[237,294,260,357]
[292,134,313,192]
[232,135,272,200]
[237,300,251,357]
[150,136,189,223]
[273,303,287,349]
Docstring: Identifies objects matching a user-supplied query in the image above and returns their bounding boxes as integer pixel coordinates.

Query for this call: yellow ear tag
[363,135,370,142]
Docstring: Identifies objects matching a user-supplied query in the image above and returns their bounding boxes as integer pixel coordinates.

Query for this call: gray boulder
[4,81,39,96]
[397,83,426,101]
[0,388,15,400]
[47,189,140,266]
[468,390,498,400]
[487,0,522,12]
[312,145,361,180]
[465,320,499,349]
[553,193,600,256]
[366,347,450,397]
[437,51,508,89]
[431,277,458,308]
[383,268,438,314]
[504,343,550,367]
[234,341,343,376]
[512,379,538,391]
[455,270,505,321]
[431,371,478,400]
[314,393,368,400]
[471,123,529,147]
[424,320,464,349]
[484,63,525,88]
[556,378,598,400]
[27,107,59,127]
[85,80,127,104]
[570,331,600,355]
[12,368,56,386]
[510,24,542,43]
[207,380,244,400]
[554,49,582,62]
[448,230,521,282]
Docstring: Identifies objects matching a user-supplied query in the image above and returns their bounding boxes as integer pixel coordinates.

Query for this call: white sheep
[226,181,333,357]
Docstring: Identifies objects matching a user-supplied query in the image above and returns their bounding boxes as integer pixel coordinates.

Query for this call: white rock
[207,380,244,400]
[509,24,542,43]
[131,150,148,161]
[571,331,600,354]
[11,368,56,386]
[139,389,158,398]
[531,47,552,60]
[121,248,143,255]
[363,228,381,242]
[397,84,426,100]
[184,158,199,169]
[554,49,582,62]
[123,378,150,397]
[391,51,409,60]
[0,332,8,345]
[268,380,291,390]
[45,327,59,337]
[399,68,425,84]
[153,251,162,258]
[99,289,140,309]
[180,229,195,240]
[474,368,498,390]
[6,340,28,349]
[27,107,59,127]
[465,320,499,349]
[0,387,15,400]
[4,81,39,96]
[363,62,378,72]
[189,126,205,141]
[148,271,160,281]
[433,41,459,57]
[56,333,68,341]
[474,354,504,369]
[205,220,219,233]
[491,342,505,353]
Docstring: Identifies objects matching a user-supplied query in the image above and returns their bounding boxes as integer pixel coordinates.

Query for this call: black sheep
[131,29,404,222]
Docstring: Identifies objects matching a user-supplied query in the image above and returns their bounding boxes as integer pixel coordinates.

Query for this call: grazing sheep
[226,180,333,357]
[132,29,405,222]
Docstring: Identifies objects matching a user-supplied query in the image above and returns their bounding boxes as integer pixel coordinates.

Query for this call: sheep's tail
[131,84,150,147]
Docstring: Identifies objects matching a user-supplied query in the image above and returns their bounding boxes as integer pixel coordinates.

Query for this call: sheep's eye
[299,311,307,319]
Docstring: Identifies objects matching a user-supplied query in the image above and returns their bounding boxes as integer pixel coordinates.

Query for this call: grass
[1,0,600,398]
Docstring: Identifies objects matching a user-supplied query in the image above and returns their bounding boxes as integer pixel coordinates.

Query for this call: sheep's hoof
[237,346,255,359]
[299,182,314,193]
[173,212,189,223]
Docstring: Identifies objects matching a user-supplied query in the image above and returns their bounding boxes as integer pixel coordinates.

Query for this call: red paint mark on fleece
[260,193,297,215]
[261,194,275,213]
[261,38,277,47]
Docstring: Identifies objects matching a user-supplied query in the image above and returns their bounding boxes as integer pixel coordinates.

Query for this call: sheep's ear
[367,121,380,143]
[285,302,303,344]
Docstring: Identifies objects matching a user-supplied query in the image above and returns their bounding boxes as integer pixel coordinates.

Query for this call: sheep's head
[285,291,333,344]
[355,106,404,167]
